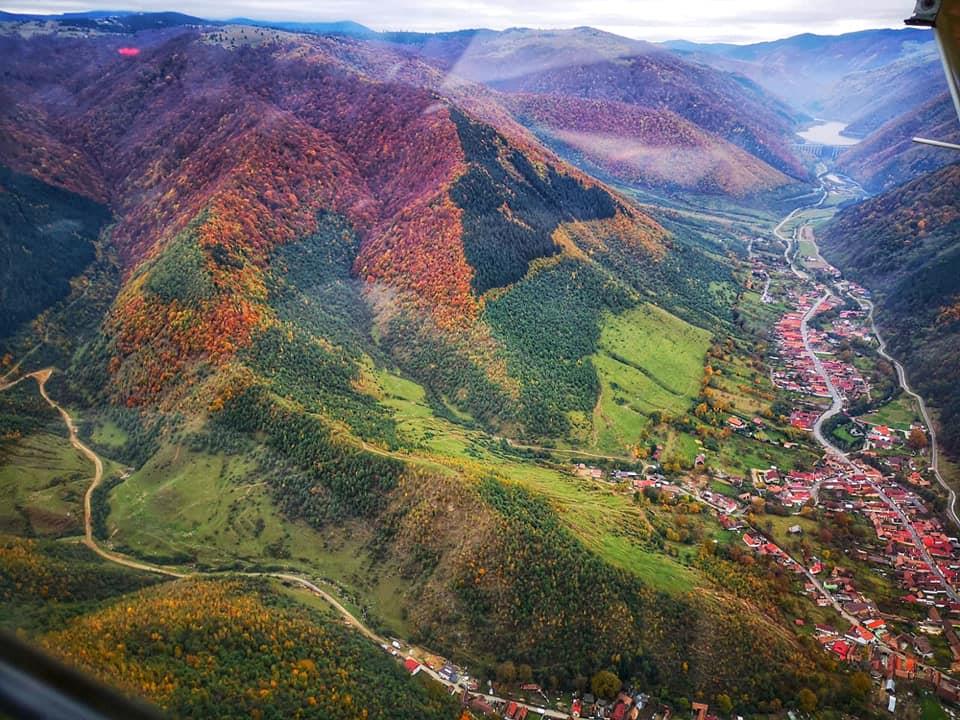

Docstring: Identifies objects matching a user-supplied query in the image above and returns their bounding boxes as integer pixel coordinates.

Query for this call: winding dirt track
[2,369,368,593]
[1,368,570,717]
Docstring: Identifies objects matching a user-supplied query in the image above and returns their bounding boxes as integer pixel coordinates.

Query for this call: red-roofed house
[831,640,853,661]
[846,626,875,645]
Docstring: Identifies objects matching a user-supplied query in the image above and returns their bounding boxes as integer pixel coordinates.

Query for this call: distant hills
[818,49,943,138]
[665,28,937,118]
[391,26,806,182]
[8,14,946,196]
[669,27,959,194]
[0,9,807,197]
[226,18,375,36]
[504,93,789,197]
[0,10,211,31]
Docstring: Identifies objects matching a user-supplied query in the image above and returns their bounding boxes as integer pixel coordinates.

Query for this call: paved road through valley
[784,204,960,603]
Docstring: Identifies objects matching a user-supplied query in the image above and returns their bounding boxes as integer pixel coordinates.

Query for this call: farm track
[0,368,569,718]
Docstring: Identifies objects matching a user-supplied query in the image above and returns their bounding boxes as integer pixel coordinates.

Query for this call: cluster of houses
[770,297,830,397]
[816,459,960,608]
[807,567,885,642]
[725,414,766,437]
[865,424,898,450]
[462,674,669,720]
[524,269,957,715]
[749,466,817,509]
[742,531,803,571]
[769,291,869,402]
[814,619,877,663]
[570,691,659,720]
[788,408,819,432]
[830,309,873,343]
[869,646,960,707]
[859,422,928,462]
[733,453,960,676]
[392,633,674,720]
[821,356,869,400]
[742,226,960,711]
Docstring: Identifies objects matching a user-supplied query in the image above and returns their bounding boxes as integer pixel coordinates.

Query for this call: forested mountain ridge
[665,27,956,193]
[503,93,790,197]
[821,163,960,458]
[0,165,110,338]
[0,15,867,717]
[0,23,669,411]
[391,26,806,181]
[837,92,960,192]
[819,49,943,138]
[0,536,460,719]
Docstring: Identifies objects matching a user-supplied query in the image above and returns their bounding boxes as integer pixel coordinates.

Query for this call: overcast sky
[0,0,918,43]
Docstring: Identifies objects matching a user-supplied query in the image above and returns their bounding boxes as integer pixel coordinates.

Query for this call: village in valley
[675,173,960,716]
[357,173,960,720]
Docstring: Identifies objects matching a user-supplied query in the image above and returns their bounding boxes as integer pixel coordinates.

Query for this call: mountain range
[670,27,955,192]
[836,93,960,192]
[1,10,958,720]
[0,13,819,711]
[665,28,937,122]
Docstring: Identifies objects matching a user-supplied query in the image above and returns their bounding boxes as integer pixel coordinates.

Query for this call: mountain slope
[505,93,789,197]
[0,536,458,720]
[390,27,806,181]
[44,577,459,719]
[0,22,720,438]
[668,28,958,195]
[0,166,109,339]
[821,164,960,458]
[819,50,943,137]
[838,93,960,192]
[0,17,854,715]
[0,25,658,408]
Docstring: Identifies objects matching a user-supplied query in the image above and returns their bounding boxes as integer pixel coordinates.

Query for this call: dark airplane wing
[0,630,162,720]
[907,0,960,149]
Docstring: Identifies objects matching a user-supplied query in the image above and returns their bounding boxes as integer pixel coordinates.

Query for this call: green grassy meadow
[591,304,710,454]
[374,366,700,592]
[104,436,414,635]
[90,354,702,644]
[0,432,89,537]
[859,395,920,431]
